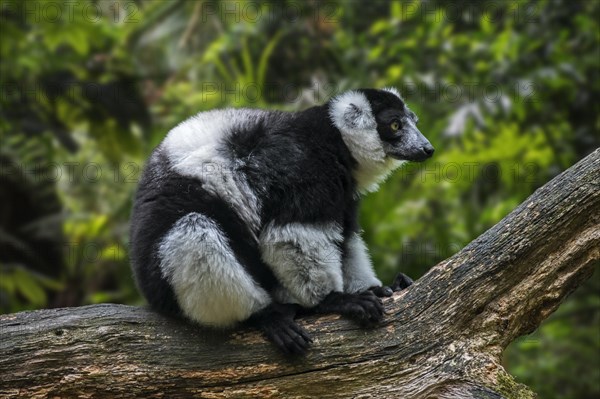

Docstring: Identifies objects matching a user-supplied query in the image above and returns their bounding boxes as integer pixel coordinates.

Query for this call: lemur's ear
[329,91,376,131]
[344,104,370,128]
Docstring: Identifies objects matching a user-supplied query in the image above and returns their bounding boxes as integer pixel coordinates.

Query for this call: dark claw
[282,326,308,355]
[316,291,385,327]
[247,303,312,356]
[390,272,414,292]
[358,291,384,324]
[369,285,394,297]
[263,319,312,356]
[290,322,313,343]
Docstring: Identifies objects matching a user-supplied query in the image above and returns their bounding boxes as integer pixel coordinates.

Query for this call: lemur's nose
[422,144,435,156]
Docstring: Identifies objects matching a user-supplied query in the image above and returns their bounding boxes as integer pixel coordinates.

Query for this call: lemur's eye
[390,120,401,131]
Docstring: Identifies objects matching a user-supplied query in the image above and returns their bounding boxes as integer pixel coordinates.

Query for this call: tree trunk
[1,149,598,399]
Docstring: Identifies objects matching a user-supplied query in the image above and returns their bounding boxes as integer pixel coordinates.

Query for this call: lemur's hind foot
[248,303,312,356]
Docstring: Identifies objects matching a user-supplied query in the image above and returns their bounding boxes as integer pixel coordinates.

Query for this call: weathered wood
[1,149,598,399]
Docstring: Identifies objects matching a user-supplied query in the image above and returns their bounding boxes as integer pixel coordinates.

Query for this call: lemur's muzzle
[415,142,435,161]
[404,126,434,162]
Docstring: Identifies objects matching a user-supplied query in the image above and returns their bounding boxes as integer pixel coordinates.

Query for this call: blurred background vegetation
[0,0,598,397]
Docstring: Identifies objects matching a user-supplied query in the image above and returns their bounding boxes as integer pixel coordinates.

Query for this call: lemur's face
[329,88,434,164]
[365,88,434,162]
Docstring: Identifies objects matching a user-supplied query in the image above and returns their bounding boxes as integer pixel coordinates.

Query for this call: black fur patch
[225,105,358,228]
[359,88,406,114]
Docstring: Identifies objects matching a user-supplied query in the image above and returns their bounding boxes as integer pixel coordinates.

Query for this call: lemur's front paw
[318,291,384,327]
[350,291,385,326]
[390,272,414,292]
[369,285,394,297]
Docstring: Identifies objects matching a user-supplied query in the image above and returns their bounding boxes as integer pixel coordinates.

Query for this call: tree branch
[1,149,598,399]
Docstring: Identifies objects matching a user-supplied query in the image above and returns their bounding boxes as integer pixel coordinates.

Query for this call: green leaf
[14,268,47,307]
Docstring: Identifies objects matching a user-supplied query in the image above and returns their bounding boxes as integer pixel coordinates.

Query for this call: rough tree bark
[1,149,598,399]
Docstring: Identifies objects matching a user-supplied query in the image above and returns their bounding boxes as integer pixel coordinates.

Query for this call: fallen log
[1,149,598,398]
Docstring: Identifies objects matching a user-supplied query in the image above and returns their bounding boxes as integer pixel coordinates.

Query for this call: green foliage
[0,0,598,396]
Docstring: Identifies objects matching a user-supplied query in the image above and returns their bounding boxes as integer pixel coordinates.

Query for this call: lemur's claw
[369,285,394,297]
[263,319,312,356]
[390,272,414,292]
[248,303,311,356]
[316,291,384,327]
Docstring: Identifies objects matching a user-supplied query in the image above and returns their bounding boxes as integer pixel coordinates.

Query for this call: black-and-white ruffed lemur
[130,88,434,355]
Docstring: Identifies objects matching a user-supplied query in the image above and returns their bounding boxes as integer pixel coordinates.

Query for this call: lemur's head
[329,88,434,192]
[329,88,434,162]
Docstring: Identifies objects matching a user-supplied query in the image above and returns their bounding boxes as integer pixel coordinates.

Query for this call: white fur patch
[260,222,344,307]
[342,233,382,293]
[329,90,377,131]
[329,90,405,193]
[354,158,406,194]
[159,213,271,327]
[161,109,263,232]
